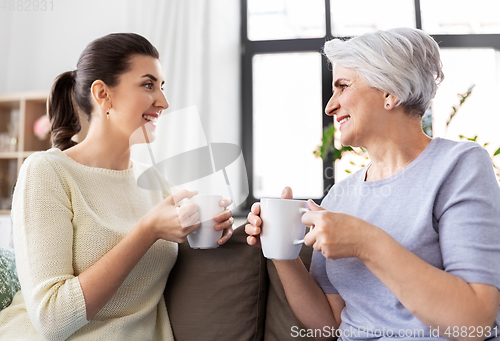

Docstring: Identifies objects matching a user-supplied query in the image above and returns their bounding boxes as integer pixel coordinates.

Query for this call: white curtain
[126,0,247,211]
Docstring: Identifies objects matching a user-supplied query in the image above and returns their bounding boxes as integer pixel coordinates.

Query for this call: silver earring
[386,103,390,108]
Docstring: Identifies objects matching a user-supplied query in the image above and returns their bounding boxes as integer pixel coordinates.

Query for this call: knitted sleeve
[12,153,88,341]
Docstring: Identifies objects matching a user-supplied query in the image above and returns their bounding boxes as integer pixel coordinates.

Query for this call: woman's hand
[245,186,294,247]
[140,189,201,243]
[302,200,376,261]
[245,201,262,247]
[214,198,234,245]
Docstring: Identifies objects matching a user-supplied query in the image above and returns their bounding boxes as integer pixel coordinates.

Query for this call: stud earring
[106,109,110,120]
[386,103,390,108]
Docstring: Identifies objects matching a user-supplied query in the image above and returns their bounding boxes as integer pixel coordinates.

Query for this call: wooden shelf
[0,153,19,159]
[0,91,50,211]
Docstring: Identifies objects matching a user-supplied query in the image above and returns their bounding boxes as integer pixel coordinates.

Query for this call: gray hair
[323,27,444,117]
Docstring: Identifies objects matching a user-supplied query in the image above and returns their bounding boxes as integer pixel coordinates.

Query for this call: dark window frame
[240,0,500,211]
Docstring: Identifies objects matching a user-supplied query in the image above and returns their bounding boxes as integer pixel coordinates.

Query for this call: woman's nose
[156,90,169,111]
[325,94,339,116]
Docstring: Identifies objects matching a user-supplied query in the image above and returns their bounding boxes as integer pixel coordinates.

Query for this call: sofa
[0,224,315,341]
[164,224,315,340]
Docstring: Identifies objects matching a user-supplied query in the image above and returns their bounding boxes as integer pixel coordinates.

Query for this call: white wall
[0,0,130,93]
[0,11,11,93]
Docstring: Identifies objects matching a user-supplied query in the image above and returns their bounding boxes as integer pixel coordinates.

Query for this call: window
[330,0,415,36]
[247,0,325,40]
[252,52,324,199]
[432,48,500,158]
[241,0,500,210]
[420,0,500,34]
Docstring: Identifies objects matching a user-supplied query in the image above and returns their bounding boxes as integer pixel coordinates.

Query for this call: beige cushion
[164,225,268,340]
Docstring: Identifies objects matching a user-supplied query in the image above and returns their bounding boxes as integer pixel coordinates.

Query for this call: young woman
[0,33,234,340]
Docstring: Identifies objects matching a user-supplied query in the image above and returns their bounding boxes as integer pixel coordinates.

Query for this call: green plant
[422,107,433,137]
[313,123,368,174]
[447,85,475,128]
[313,124,353,161]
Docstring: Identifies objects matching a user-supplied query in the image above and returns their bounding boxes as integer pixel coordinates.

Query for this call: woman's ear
[90,80,111,111]
[383,92,399,110]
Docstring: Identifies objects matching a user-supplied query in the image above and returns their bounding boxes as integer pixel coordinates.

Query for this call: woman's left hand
[214,198,234,245]
[302,199,376,261]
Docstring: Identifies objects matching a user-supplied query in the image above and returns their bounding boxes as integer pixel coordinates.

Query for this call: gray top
[310,137,500,340]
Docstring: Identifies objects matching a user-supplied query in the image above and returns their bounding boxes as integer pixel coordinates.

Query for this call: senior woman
[246,27,500,340]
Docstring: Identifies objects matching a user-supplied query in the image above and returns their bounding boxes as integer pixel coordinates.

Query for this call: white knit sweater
[0,148,177,341]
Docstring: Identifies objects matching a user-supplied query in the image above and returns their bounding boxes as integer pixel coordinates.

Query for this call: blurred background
[1,0,500,248]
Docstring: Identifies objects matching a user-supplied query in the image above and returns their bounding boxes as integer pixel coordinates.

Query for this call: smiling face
[325,65,387,148]
[107,54,168,144]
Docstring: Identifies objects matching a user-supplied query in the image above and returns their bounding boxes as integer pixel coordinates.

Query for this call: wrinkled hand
[214,198,234,245]
[141,189,200,243]
[302,200,374,260]
[245,186,294,247]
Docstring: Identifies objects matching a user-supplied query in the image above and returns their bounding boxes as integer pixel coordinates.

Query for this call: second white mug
[260,198,308,260]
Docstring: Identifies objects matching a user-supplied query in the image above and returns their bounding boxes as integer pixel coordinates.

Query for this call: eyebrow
[142,74,165,86]
[333,78,349,87]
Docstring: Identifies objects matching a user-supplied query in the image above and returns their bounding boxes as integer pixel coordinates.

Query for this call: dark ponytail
[48,33,159,150]
[48,70,80,150]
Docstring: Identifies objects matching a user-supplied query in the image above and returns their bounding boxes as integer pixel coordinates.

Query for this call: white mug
[186,194,224,249]
[260,198,308,260]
